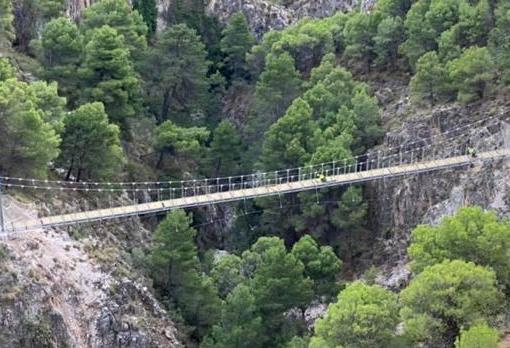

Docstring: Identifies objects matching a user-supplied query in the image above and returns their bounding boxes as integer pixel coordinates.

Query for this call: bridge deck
[7,149,510,232]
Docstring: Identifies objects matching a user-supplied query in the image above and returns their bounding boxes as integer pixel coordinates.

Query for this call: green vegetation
[310,282,400,348]
[401,260,503,346]
[220,13,256,82]
[80,26,141,128]
[409,206,510,289]
[2,0,510,346]
[143,24,212,125]
[455,323,500,348]
[57,102,124,181]
[38,18,82,106]
[150,210,221,339]
[80,0,147,61]
[0,61,60,177]
[0,0,14,47]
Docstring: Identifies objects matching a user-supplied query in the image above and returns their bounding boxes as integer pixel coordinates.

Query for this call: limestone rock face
[366,79,510,272]
[66,0,95,20]
[63,0,376,37]
[0,197,182,348]
[206,0,377,37]
[207,0,294,38]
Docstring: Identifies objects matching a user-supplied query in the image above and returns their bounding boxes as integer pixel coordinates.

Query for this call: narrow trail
[2,196,111,347]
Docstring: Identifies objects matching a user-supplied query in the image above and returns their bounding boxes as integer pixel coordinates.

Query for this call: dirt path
[2,196,111,347]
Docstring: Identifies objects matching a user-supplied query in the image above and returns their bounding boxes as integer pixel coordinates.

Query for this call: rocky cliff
[0,197,182,348]
[207,0,376,37]
[64,0,375,36]
[366,78,510,289]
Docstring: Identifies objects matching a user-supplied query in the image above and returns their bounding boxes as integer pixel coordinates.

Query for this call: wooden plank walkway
[7,149,510,232]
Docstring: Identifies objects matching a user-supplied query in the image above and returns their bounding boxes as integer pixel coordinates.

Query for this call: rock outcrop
[207,0,377,37]
[367,79,510,284]
[0,197,182,348]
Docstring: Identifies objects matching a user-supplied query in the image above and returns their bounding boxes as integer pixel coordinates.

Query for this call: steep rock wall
[0,197,182,348]
[367,81,510,287]
[207,0,376,37]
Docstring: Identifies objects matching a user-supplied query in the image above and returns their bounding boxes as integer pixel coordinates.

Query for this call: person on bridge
[317,172,327,182]
[467,147,477,158]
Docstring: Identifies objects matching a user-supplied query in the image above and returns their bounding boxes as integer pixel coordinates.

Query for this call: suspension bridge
[1,115,509,234]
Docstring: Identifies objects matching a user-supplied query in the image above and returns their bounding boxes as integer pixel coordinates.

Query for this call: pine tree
[410,51,453,106]
[0,77,60,177]
[153,120,209,172]
[220,12,256,81]
[374,16,404,68]
[311,282,400,348]
[247,237,313,343]
[132,0,157,36]
[291,235,341,299]
[343,12,381,72]
[259,98,318,170]
[401,260,503,346]
[80,26,140,129]
[207,120,242,177]
[447,46,494,103]
[455,324,499,348]
[58,102,124,181]
[251,52,302,139]
[0,58,14,80]
[409,206,510,290]
[143,24,211,125]
[489,2,510,84]
[81,0,147,61]
[0,0,14,47]
[39,17,83,107]
[150,210,221,338]
[202,284,265,348]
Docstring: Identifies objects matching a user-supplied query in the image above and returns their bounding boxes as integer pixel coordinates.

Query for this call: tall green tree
[132,0,157,36]
[259,98,318,171]
[447,46,494,103]
[455,323,500,348]
[57,102,124,182]
[244,237,313,344]
[400,0,440,67]
[376,0,414,18]
[374,16,404,68]
[150,210,221,338]
[164,0,223,66]
[143,24,211,125]
[291,235,341,299]
[410,51,453,106]
[0,58,14,80]
[81,0,147,61]
[310,282,400,348]
[343,12,381,71]
[409,206,510,289]
[38,18,82,107]
[220,12,256,81]
[489,2,510,84]
[207,120,242,177]
[79,25,140,128]
[250,52,302,139]
[0,0,14,47]
[210,255,244,299]
[202,284,265,348]
[454,0,492,48]
[401,260,503,346]
[153,120,209,172]
[29,80,66,134]
[0,76,60,177]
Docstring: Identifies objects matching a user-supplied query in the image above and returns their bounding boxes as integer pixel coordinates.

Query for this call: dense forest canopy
[1,0,510,346]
